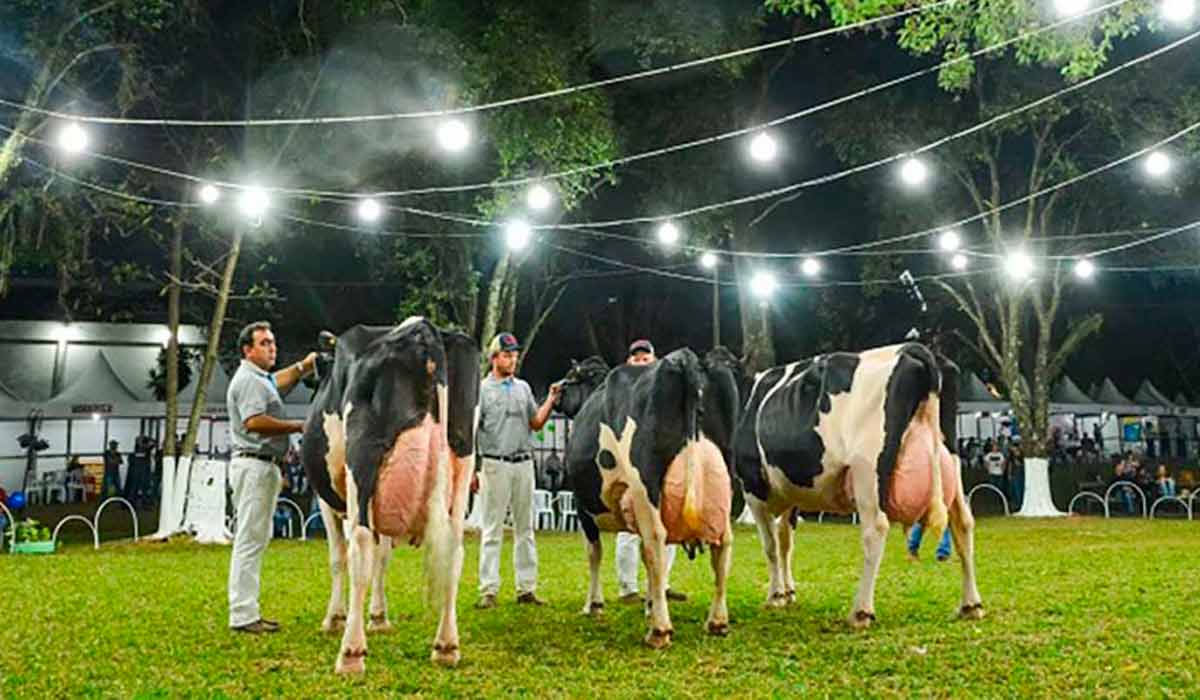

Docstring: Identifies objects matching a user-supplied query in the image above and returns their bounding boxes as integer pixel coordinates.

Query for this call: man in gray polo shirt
[473,331,560,609]
[226,320,315,634]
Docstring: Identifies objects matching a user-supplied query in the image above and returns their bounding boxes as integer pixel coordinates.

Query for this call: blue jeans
[908,521,952,560]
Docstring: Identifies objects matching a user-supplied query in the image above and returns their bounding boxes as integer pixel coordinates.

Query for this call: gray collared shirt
[227,359,289,457]
[477,374,538,457]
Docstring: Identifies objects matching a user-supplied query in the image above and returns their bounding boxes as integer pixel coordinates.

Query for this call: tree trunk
[478,252,512,371]
[182,226,244,457]
[164,220,183,458]
[733,254,775,373]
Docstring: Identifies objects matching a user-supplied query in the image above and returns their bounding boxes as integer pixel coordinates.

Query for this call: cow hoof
[785,590,797,604]
[368,614,393,633]
[959,603,985,620]
[583,602,605,617]
[765,593,789,609]
[431,643,460,668]
[706,620,730,637]
[321,614,347,634]
[643,627,674,650]
[848,610,876,631]
[335,648,367,675]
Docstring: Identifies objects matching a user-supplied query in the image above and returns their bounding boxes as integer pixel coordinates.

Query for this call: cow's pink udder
[659,440,731,546]
[887,421,957,525]
[371,415,443,539]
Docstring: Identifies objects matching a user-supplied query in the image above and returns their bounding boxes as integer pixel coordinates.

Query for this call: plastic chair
[533,489,555,530]
[556,490,578,531]
[43,471,66,505]
[66,473,86,503]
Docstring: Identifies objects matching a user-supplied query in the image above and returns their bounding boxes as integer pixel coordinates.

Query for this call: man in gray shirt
[473,331,560,609]
[227,320,315,634]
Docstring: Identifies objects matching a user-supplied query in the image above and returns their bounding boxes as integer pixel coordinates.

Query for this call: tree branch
[1046,313,1104,380]
[43,43,131,100]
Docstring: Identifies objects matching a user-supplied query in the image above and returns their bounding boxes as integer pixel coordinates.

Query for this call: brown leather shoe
[232,619,279,634]
[516,592,546,606]
[475,594,498,610]
[618,592,643,605]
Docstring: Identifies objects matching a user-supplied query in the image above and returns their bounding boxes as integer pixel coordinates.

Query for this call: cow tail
[922,392,949,544]
[682,353,705,534]
[423,382,457,613]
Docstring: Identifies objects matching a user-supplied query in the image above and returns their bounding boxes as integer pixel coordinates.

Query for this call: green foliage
[767,0,1153,91]
[146,345,199,402]
[8,521,1200,695]
[12,518,50,544]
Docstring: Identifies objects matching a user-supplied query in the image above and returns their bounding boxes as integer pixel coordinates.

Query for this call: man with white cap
[474,331,561,609]
[615,339,687,604]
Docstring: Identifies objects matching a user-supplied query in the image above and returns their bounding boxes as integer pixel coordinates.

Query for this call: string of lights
[0,0,1130,206]
[0,1,968,128]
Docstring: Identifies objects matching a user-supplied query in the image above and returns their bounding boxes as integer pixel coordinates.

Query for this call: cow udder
[884,420,958,525]
[658,438,731,546]
[371,414,446,541]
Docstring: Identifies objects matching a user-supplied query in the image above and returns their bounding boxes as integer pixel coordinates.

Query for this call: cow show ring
[8,336,1200,697]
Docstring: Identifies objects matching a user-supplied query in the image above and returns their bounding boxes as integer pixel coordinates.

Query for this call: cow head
[557,355,609,418]
[345,319,446,433]
[314,330,337,383]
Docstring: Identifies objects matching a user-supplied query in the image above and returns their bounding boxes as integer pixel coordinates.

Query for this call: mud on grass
[3,517,1199,698]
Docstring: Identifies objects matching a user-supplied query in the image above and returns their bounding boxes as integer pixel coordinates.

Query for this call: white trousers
[478,457,538,596]
[615,531,676,596]
[227,457,281,627]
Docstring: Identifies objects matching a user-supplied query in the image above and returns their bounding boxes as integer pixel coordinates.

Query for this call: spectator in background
[1156,465,1177,499]
[65,455,84,503]
[1007,444,1025,509]
[984,443,1006,494]
[102,440,123,498]
[1113,454,1136,514]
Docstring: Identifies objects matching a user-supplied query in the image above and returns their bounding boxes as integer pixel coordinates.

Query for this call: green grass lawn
[3,516,1198,698]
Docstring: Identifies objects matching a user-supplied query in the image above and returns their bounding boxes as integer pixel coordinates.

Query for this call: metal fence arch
[94,497,140,542]
[1149,496,1191,520]
[967,483,1010,516]
[1104,480,1148,518]
[1067,491,1107,516]
[276,498,306,539]
[52,515,99,550]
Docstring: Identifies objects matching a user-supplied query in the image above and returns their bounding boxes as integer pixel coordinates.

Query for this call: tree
[0,1,192,293]
[764,0,1191,458]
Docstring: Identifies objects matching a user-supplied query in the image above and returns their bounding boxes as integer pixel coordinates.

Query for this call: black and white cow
[734,343,983,628]
[301,318,479,672]
[557,347,740,648]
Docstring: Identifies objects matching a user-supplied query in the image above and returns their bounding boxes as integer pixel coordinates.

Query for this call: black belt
[482,453,532,463]
[235,451,285,466]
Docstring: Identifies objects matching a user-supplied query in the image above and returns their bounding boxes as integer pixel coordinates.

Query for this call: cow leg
[849,464,889,630]
[948,493,984,619]
[430,449,470,668]
[580,513,605,616]
[319,499,348,633]
[367,536,393,633]
[706,523,733,636]
[634,514,673,649]
[336,525,375,674]
[776,513,797,604]
[747,495,786,607]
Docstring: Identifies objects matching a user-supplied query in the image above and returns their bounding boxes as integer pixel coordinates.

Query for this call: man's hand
[548,382,563,405]
[301,352,318,375]
[471,472,480,494]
